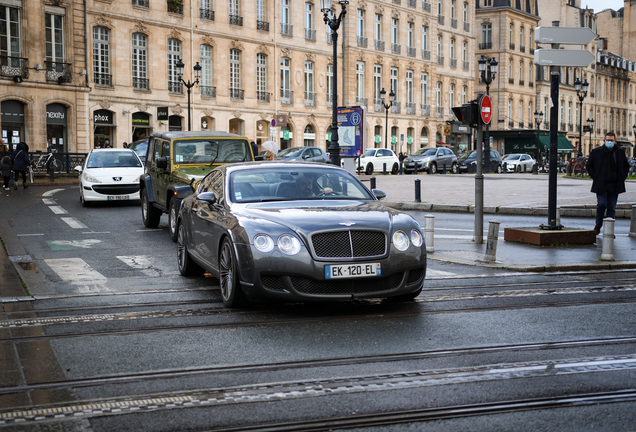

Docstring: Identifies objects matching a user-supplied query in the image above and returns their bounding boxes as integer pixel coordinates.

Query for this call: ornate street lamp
[574,77,589,157]
[478,56,498,170]
[583,118,595,156]
[379,87,395,149]
[321,0,349,167]
[534,110,544,169]
[176,59,202,131]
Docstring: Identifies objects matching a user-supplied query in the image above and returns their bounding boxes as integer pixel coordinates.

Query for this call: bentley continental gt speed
[176,162,427,307]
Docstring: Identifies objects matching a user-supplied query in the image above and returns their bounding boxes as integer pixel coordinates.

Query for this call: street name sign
[534,26,596,45]
[534,49,595,67]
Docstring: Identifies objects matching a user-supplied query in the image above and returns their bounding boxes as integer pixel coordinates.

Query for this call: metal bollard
[441,163,446,174]
[484,220,501,262]
[424,214,434,253]
[414,179,421,202]
[383,163,387,175]
[414,164,418,175]
[503,162,507,173]
[556,206,561,227]
[370,176,376,190]
[600,217,615,261]
[629,205,636,237]
[399,162,403,175]
[49,162,55,182]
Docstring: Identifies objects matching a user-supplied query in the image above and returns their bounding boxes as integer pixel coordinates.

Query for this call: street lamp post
[379,87,395,149]
[583,118,594,156]
[534,110,544,169]
[320,0,348,167]
[478,55,498,170]
[176,59,202,131]
[574,77,589,158]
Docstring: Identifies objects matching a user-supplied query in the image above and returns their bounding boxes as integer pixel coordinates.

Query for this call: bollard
[484,220,501,262]
[600,217,615,261]
[414,179,421,202]
[414,164,418,175]
[503,162,507,173]
[556,206,561,227]
[49,161,55,182]
[370,176,376,190]
[383,163,387,175]
[424,214,434,253]
[441,163,446,174]
[399,162,403,175]
[629,205,636,237]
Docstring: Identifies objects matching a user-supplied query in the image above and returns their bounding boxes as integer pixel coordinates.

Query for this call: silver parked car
[276,146,330,163]
[503,153,536,173]
[404,147,458,174]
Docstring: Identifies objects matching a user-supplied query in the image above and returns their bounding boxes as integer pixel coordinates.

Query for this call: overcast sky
[581,0,624,12]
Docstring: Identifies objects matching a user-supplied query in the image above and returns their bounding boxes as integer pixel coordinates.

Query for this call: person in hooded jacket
[1,152,12,190]
[11,142,32,190]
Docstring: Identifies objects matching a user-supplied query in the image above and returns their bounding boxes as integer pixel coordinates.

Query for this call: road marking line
[136,229,163,232]
[42,198,56,205]
[48,206,68,215]
[44,258,110,293]
[42,189,64,197]
[117,255,179,276]
[17,234,44,237]
[60,217,88,229]
[82,232,111,234]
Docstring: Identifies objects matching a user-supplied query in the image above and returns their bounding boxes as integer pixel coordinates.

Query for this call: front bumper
[81,183,141,201]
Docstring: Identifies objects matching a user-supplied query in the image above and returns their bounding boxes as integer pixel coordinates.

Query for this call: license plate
[325,263,381,279]
[107,196,129,201]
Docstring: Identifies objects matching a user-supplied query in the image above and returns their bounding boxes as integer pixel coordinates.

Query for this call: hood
[171,166,215,185]
[84,167,143,181]
[405,155,430,162]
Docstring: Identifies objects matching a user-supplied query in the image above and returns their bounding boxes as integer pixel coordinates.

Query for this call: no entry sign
[480,95,492,125]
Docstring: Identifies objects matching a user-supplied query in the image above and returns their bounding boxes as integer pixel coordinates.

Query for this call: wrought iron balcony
[422,1,431,12]
[437,55,444,66]
[375,40,385,51]
[305,28,316,41]
[450,58,457,68]
[133,77,149,90]
[374,99,383,112]
[132,0,149,7]
[520,45,525,53]
[479,42,492,50]
[519,79,524,86]
[327,31,333,44]
[463,61,469,70]
[438,15,444,25]
[168,80,182,93]
[436,106,443,118]
[508,121,514,128]
[568,123,574,132]
[519,122,524,128]
[230,88,244,99]
[406,102,416,115]
[508,78,514,84]
[45,61,72,83]
[391,101,401,114]
[356,97,368,107]
[281,89,294,105]
[229,15,243,26]
[530,48,535,54]
[257,91,269,102]
[200,8,214,20]
[421,104,431,116]
[464,22,470,32]
[451,18,457,29]
[281,23,293,36]
[393,0,401,3]
[201,86,216,97]
[327,94,333,108]
[257,20,269,31]
[408,0,417,7]
[94,73,112,87]
[407,46,416,57]
[305,91,316,107]
[560,123,566,131]
[509,43,515,50]
[391,44,401,54]
[422,49,430,60]
[1,56,29,79]
[357,36,368,47]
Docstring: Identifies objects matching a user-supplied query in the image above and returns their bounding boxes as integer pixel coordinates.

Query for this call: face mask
[605,141,615,149]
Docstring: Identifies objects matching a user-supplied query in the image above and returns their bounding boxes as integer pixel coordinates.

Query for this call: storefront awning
[537,136,575,153]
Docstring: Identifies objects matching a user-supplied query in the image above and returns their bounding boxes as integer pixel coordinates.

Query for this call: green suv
[140,131,254,240]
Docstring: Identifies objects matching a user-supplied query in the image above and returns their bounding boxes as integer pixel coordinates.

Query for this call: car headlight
[133,175,141,183]
[410,229,423,247]
[254,234,275,253]
[392,231,410,251]
[277,234,301,255]
[82,172,101,183]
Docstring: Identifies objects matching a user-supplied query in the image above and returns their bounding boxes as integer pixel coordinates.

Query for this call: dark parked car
[458,150,503,173]
[176,162,427,307]
[276,146,330,163]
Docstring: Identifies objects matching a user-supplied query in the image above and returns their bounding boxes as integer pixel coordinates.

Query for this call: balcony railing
[45,61,72,83]
[133,77,149,90]
[560,123,566,131]
[229,15,243,26]
[168,80,182,93]
[464,22,470,32]
[519,79,524,86]
[230,88,244,100]
[529,82,534,87]
[479,42,492,50]
[327,94,333,108]
[508,78,514,84]
[520,45,525,53]
[436,106,444,118]
[530,48,535,54]
[305,91,316,107]
[438,15,444,25]
[451,18,457,28]
[508,121,514,128]
[519,122,524,128]
[391,101,401,114]
[421,49,430,60]
[391,44,401,54]
[327,31,333,44]
[421,104,431,116]
[374,99,383,112]
[450,58,457,68]
[305,28,316,41]
[201,86,216,97]
[94,73,112,87]
[463,60,469,70]
[375,40,385,51]
[393,0,401,3]
[167,1,183,14]
[1,56,29,79]
[406,102,416,115]
[407,46,416,57]
[257,20,269,31]
[281,23,293,36]
[568,123,574,132]
[281,89,294,105]
[132,0,149,7]
[257,91,269,102]
[509,43,515,50]
[423,1,431,12]
[200,8,214,20]
[408,0,417,7]
[356,97,368,107]
[437,55,444,65]
[357,36,368,47]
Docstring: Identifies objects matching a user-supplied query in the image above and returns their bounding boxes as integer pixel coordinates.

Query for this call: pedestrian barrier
[424,214,434,253]
[600,218,615,261]
[484,220,501,262]
[414,179,421,202]
[630,205,636,238]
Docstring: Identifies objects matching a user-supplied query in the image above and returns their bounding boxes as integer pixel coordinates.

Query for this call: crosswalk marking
[48,206,67,215]
[42,198,56,205]
[61,217,88,229]
[44,258,109,293]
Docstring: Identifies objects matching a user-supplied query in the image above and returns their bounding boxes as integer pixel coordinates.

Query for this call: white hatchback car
[503,153,536,173]
[357,148,400,175]
[75,148,144,206]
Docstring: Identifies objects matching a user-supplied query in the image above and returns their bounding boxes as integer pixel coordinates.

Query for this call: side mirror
[197,191,217,205]
[74,165,82,173]
[303,153,310,159]
[372,189,386,200]
[156,157,168,169]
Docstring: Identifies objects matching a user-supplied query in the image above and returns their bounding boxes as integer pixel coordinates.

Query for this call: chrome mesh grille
[406,268,425,285]
[261,275,285,292]
[311,230,386,258]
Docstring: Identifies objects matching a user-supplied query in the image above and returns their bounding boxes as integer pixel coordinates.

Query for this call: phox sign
[480,95,492,125]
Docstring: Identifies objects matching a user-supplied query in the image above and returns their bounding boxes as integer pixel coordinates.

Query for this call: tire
[365,163,374,175]
[177,221,205,277]
[80,189,89,207]
[141,188,161,228]
[496,164,502,174]
[391,163,399,174]
[51,158,63,173]
[516,165,521,173]
[168,198,181,242]
[219,237,249,308]
[451,163,458,174]
[428,163,437,175]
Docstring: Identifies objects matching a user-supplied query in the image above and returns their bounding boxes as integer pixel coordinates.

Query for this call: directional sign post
[535,26,596,45]
[534,49,596,67]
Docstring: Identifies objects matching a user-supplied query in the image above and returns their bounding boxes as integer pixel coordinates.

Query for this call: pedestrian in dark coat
[1,154,12,190]
[250,141,258,160]
[585,132,630,234]
[11,142,31,190]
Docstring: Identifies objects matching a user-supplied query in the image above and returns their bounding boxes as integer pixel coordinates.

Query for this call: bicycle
[32,149,63,174]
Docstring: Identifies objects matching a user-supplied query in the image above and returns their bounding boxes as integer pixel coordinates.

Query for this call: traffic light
[451,101,479,127]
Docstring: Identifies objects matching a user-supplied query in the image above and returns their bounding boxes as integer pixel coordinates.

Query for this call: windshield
[277,147,303,157]
[87,151,142,168]
[413,148,437,156]
[503,154,521,161]
[173,139,250,164]
[364,149,376,157]
[464,151,477,159]
[128,141,148,158]
[229,167,374,203]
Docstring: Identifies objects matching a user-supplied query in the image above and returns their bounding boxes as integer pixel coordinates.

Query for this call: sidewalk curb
[429,254,636,272]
